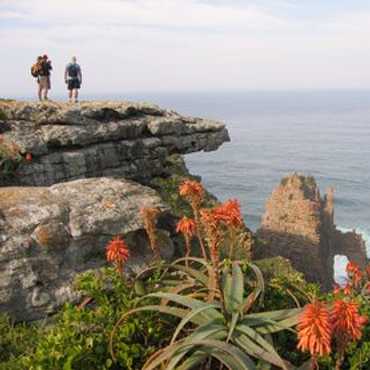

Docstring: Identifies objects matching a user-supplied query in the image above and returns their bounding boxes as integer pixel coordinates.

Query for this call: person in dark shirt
[64,56,82,103]
[38,54,52,101]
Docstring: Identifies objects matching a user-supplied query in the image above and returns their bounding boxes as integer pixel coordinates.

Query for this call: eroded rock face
[0,177,173,321]
[0,101,230,186]
[256,174,368,290]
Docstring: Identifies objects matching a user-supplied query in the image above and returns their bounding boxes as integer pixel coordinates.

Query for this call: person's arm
[78,65,82,84]
[64,65,68,83]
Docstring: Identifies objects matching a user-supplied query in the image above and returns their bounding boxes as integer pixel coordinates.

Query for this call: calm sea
[120,90,370,272]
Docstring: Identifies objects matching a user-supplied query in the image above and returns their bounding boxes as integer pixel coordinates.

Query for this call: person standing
[64,56,82,103]
[33,54,52,101]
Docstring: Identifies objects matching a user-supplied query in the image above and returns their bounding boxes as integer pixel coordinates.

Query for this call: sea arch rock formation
[256,174,368,290]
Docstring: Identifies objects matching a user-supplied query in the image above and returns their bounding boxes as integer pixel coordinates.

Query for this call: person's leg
[38,83,42,101]
[74,89,79,102]
[44,77,50,100]
[68,89,73,102]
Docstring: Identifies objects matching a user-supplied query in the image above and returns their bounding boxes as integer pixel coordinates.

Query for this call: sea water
[120,90,370,274]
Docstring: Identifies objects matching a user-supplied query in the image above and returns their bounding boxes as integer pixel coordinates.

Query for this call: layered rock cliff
[255,174,368,290]
[0,101,230,321]
[0,101,229,186]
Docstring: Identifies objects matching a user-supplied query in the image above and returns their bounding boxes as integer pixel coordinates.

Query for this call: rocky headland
[255,174,368,290]
[0,101,367,322]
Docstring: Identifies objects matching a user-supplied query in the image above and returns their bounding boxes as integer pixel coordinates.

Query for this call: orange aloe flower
[177,217,197,263]
[343,283,353,296]
[176,216,197,237]
[297,300,332,358]
[212,199,243,229]
[141,207,161,260]
[365,264,370,278]
[333,283,341,296]
[179,180,204,208]
[106,236,129,274]
[346,261,363,287]
[331,299,367,342]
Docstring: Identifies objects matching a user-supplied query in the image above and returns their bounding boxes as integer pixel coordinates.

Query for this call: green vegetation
[0,179,369,369]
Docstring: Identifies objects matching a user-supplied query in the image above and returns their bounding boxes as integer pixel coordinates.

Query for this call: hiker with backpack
[31,55,52,101]
[64,56,82,103]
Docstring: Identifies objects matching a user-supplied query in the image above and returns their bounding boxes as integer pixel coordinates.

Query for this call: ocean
[119,90,370,269]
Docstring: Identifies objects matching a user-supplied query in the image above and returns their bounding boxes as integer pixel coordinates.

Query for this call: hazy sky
[1,0,370,96]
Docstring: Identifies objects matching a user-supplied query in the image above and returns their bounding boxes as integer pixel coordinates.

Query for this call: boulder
[0,177,173,321]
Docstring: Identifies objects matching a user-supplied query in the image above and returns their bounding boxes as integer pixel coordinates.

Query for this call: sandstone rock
[0,177,173,321]
[0,101,230,186]
[256,174,368,290]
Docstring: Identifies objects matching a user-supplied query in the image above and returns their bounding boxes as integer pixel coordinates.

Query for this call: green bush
[15,268,175,370]
[0,314,40,369]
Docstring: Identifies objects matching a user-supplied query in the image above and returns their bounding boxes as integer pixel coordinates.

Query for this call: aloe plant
[111,259,302,369]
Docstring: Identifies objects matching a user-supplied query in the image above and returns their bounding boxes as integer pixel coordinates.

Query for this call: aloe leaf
[167,325,227,370]
[248,263,265,301]
[146,339,257,370]
[160,283,196,305]
[168,264,208,285]
[145,292,223,320]
[175,351,208,370]
[226,312,240,342]
[236,324,288,369]
[223,262,244,314]
[254,315,301,335]
[245,308,302,321]
[170,304,218,344]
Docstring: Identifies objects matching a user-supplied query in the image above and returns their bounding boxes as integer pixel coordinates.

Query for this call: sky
[1,0,370,96]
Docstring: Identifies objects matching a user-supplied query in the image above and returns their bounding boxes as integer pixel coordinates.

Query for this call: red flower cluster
[297,301,332,357]
[179,180,204,207]
[212,199,243,229]
[176,217,197,237]
[25,153,32,162]
[346,261,363,287]
[106,236,129,268]
[297,298,367,360]
[332,300,367,342]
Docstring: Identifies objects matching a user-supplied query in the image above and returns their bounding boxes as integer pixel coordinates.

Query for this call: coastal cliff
[0,101,229,321]
[255,174,368,290]
[0,101,229,186]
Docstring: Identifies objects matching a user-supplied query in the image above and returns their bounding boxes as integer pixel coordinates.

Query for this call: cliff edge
[0,101,230,186]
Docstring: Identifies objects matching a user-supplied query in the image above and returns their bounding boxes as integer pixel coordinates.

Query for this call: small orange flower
[346,261,363,287]
[106,236,129,266]
[342,283,352,296]
[141,207,161,259]
[179,180,204,207]
[176,217,197,237]
[212,199,243,229]
[331,300,367,342]
[297,300,332,357]
[366,264,370,279]
[25,153,32,161]
[333,283,341,296]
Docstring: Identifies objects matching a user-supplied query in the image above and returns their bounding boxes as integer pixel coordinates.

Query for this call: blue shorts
[68,79,80,90]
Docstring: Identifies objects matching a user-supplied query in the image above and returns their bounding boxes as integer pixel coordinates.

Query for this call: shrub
[20,268,175,370]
